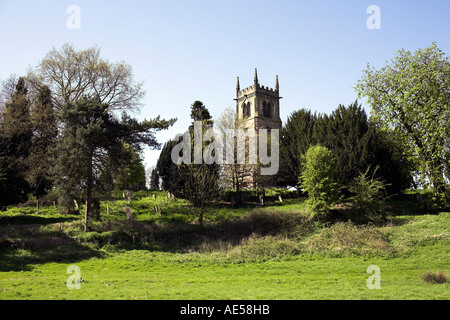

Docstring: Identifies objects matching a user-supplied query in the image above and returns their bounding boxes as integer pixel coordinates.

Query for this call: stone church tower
[235,68,282,131]
[234,69,282,189]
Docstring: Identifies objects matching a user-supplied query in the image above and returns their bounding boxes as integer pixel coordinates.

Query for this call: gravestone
[124,206,133,221]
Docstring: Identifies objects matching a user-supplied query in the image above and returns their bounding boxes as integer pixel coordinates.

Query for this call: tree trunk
[234,168,243,205]
[198,209,204,226]
[84,199,89,232]
[430,159,446,195]
[84,153,94,232]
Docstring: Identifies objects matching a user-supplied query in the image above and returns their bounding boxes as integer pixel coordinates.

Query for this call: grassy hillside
[0,190,448,300]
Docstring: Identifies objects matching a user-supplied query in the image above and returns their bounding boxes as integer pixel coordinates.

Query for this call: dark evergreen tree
[0,156,7,209]
[180,101,219,224]
[111,144,147,191]
[0,77,33,204]
[27,85,58,198]
[157,100,219,224]
[277,101,411,196]
[157,101,216,198]
[150,167,160,190]
[369,126,414,195]
[189,100,213,127]
[52,96,175,231]
[316,101,411,195]
[321,102,375,190]
[277,108,317,187]
[156,137,183,193]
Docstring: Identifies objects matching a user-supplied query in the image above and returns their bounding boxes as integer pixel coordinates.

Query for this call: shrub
[347,167,390,222]
[228,235,301,262]
[239,209,315,239]
[305,221,397,257]
[300,145,339,219]
[421,271,448,284]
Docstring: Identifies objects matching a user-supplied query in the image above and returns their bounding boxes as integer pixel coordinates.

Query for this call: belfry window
[263,102,271,118]
[243,102,251,118]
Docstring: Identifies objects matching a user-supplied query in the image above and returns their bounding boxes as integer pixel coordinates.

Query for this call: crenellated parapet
[235,68,282,130]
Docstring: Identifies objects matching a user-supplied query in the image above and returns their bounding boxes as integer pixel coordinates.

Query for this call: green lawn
[0,191,449,300]
[1,246,448,300]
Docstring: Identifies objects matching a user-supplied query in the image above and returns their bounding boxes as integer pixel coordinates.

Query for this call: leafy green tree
[355,42,450,200]
[347,167,390,223]
[300,145,338,218]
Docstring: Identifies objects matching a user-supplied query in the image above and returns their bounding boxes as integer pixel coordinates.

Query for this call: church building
[235,68,282,131]
[234,69,282,189]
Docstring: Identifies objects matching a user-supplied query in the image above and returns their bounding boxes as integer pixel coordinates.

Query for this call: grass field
[0,190,449,300]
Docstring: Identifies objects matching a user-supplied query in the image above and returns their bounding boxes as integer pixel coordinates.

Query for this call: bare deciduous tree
[215,107,257,201]
[27,43,145,112]
[0,74,19,119]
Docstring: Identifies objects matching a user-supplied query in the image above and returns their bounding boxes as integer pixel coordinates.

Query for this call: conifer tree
[278,108,317,187]
[278,102,411,195]
[156,137,183,193]
[179,100,219,225]
[150,168,160,190]
[27,85,58,198]
[322,101,375,190]
[0,77,33,204]
[52,96,175,231]
[0,78,33,161]
[319,101,411,195]
[111,144,147,191]
[0,156,7,209]
[189,100,213,128]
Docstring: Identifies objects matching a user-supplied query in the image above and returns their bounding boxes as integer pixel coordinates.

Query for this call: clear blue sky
[1,0,449,169]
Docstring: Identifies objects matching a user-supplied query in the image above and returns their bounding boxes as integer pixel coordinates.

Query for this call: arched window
[243,102,251,118]
[263,101,271,118]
